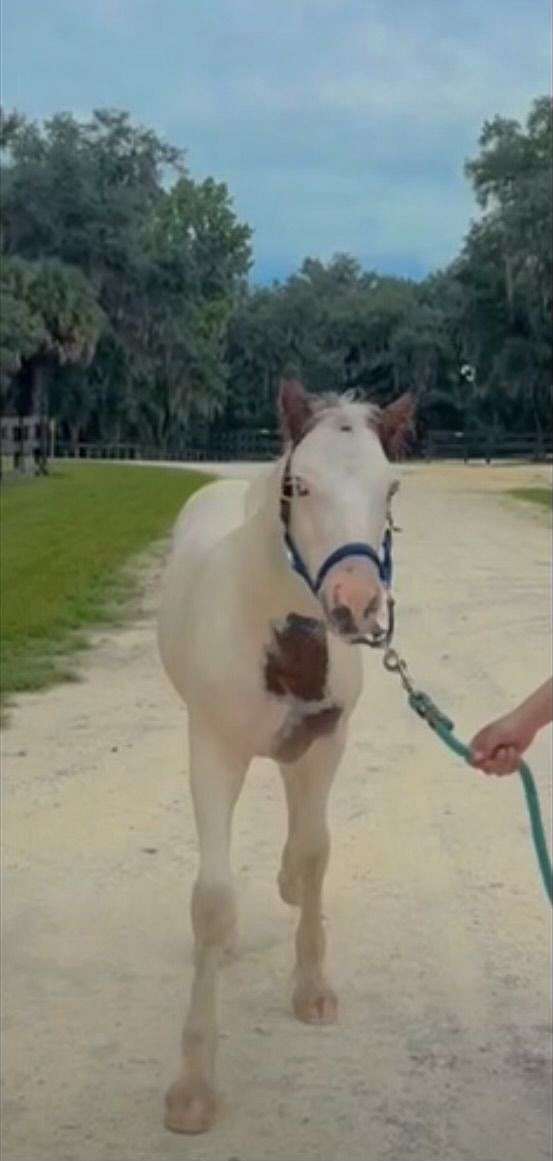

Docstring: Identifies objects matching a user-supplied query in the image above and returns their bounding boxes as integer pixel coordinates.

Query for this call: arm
[470,677,553,776]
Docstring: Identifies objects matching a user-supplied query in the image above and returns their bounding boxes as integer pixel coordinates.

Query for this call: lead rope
[381,647,553,906]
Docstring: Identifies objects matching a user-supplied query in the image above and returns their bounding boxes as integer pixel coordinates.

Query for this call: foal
[158,379,414,1132]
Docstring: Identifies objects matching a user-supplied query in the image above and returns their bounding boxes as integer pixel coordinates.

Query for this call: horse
[157,377,414,1133]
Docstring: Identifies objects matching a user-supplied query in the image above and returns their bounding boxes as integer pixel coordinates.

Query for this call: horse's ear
[377,392,416,460]
[278,378,315,446]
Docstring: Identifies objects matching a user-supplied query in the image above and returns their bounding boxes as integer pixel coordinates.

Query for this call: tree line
[1,97,551,454]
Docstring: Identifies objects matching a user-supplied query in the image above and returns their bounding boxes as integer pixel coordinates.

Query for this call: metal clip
[384,649,455,732]
[383,648,415,695]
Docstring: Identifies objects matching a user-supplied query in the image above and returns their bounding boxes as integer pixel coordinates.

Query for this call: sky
[2,0,550,285]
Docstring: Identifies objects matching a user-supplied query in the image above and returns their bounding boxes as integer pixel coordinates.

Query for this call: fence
[0,416,55,476]
[55,430,281,463]
[54,428,552,465]
[421,429,552,462]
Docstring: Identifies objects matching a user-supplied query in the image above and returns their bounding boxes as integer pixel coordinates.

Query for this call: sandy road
[2,462,552,1161]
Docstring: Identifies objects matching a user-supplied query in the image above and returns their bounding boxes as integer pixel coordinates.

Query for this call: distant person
[470,677,553,775]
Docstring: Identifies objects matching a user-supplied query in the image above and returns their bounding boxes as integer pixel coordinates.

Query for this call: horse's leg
[278,764,306,907]
[165,719,247,1134]
[278,730,346,1024]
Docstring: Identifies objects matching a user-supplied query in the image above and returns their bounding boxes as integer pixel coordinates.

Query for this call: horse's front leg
[165,717,247,1134]
[279,729,346,1024]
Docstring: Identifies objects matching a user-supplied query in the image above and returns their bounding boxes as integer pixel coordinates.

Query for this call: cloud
[2,0,549,281]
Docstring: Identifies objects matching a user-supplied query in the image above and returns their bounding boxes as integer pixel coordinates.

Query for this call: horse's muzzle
[321,562,383,639]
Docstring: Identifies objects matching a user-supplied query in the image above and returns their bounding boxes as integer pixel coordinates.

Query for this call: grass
[507,487,552,511]
[1,463,211,703]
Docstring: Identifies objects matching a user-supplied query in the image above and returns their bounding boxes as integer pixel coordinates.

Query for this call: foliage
[456,97,552,430]
[224,97,551,436]
[1,256,105,438]
[1,109,252,448]
[1,97,550,443]
[0,257,46,389]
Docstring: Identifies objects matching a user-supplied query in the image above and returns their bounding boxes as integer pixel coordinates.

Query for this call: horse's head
[278,378,415,642]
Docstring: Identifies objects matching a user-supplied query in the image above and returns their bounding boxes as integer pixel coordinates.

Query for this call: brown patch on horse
[265,614,327,700]
[265,614,342,761]
[273,706,343,763]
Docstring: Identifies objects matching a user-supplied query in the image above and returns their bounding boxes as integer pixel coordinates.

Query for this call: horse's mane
[304,390,380,432]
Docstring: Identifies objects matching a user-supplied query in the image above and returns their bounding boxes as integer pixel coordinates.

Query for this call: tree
[0,257,46,397]
[2,96,550,450]
[1,256,104,465]
[224,260,423,427]
[132,176,252,450]
[1,109,252,449]
[456,96,552,431]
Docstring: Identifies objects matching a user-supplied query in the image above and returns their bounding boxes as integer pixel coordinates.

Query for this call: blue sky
[2,0,549,284]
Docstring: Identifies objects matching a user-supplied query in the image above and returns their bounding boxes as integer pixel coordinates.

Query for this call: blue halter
[284,523,393,597]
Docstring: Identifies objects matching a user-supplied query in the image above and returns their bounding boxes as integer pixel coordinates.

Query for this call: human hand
[469,710,536,775]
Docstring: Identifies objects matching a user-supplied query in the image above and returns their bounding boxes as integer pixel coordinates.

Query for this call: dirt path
[2,463,552,1161]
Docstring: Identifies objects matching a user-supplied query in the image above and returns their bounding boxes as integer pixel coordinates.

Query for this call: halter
[280,454,396,648]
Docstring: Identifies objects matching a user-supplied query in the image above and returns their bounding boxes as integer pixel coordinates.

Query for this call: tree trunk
[530,383,543,441]
[31,362,49,474]
[70,422,81,456]
[503,247,515,321]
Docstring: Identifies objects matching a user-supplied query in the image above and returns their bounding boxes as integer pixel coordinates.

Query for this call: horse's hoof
[164,1078,216,1134]
[293,982,338,1025]
[278,868,301,907]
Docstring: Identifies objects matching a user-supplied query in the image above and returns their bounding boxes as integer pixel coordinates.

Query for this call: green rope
[407,689,553,906]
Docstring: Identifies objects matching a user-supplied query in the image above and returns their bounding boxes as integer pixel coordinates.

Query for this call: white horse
[158,378,414,1133]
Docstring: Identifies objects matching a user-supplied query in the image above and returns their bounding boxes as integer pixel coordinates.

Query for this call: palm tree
[6,258,104,470]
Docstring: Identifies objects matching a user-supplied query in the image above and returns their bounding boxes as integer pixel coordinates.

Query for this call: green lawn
[1,463,211,702]
[507,487,552,511]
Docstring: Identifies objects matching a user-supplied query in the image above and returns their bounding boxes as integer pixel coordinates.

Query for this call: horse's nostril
[363,595,380,619]
[331,605,357,635]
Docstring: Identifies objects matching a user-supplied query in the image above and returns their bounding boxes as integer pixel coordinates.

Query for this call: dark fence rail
[421,429,552,462]
[54,428,553,465]
[55,430,281,463]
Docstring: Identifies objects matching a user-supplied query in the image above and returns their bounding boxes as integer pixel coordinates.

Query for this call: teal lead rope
[383,649,553,906]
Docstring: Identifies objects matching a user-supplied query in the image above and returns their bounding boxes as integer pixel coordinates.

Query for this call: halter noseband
[280,454,396,647]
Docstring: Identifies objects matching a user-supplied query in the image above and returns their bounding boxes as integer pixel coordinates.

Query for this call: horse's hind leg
[278,729,346,1024]
[165,718,247,1135]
